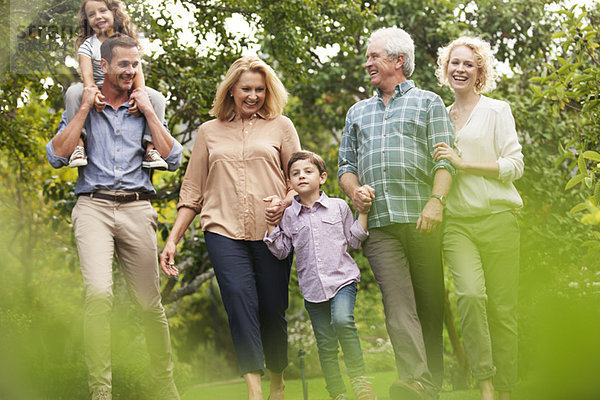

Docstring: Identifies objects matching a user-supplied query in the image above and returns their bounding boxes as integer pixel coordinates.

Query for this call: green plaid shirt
[338,80,455,228]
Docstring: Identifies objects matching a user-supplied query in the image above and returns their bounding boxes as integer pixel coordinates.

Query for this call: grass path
[181,370,480,400]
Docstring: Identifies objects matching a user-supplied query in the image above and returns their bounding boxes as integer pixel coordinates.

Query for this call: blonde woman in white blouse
[433,37,523,400]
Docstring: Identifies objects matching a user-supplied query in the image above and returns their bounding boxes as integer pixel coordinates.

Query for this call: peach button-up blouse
[178,112,301,241]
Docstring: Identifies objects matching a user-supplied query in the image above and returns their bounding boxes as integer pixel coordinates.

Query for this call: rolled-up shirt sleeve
[46,111,70,169]
[428,97,456,177]
[177,126,208,214]
[163,120,183,172]
[338,108,359,179]
[278,116,302,192]
[496,102,524,183]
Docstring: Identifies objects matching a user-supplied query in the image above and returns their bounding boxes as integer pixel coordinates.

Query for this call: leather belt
[79,192,156,202]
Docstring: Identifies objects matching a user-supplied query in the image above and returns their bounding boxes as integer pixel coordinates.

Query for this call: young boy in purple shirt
[264,150,377,400]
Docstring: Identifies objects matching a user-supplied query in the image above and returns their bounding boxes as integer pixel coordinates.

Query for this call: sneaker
[143,149,168,170]
[69,145,88,167]
[350,376,377,400]
[332,394,348,400]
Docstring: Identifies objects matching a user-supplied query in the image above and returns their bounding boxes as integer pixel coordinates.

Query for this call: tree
[531,4,600,268]
[3,0,597,392]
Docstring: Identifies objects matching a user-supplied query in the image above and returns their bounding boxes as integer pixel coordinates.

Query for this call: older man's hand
[416,198,444,233]
[352,185,375,214]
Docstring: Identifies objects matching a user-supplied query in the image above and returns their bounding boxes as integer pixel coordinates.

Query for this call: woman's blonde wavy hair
[210,56,288,121]
[435,36,497,93]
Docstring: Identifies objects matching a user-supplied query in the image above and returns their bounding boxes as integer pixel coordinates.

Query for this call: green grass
[181,370,480,400]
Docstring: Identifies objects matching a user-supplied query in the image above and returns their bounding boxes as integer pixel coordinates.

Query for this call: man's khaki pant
[72,194,176,397]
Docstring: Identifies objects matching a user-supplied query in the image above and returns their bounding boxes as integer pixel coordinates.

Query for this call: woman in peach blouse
[161,56,301,400]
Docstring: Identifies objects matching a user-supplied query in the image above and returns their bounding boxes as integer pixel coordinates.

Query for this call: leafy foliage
[2,0,600,395]
[530,4,600,269]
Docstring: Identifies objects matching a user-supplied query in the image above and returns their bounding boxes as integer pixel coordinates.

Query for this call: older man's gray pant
[363,223,444,394]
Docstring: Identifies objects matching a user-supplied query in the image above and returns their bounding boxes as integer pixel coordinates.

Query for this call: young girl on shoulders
[65,0,167,170]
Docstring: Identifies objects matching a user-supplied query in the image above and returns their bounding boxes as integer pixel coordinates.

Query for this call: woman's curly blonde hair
[435,36,497,93]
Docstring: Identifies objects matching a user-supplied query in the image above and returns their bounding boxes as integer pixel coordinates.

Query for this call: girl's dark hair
[75,0,138,52]
[287,150,327,177]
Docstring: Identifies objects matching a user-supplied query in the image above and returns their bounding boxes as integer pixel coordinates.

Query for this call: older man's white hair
[369,27,415,77]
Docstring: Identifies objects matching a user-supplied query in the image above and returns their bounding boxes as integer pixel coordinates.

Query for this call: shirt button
[315,242,318,246]
[115,166,119,170]
[318,258,321,262]
[116,130,120,134]
[117,148,120,152]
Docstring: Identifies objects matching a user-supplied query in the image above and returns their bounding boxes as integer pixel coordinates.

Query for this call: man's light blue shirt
[46,102,182,195]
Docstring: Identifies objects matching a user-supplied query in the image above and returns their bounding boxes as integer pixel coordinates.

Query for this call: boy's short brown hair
[287,150,327,177]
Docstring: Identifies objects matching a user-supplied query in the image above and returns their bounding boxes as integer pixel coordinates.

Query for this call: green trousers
[443,211,519,392]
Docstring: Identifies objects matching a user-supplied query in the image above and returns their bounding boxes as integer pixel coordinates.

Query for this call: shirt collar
[290,191,330,215]
[227,110,267,122]
[375,79,415,99]
[100,100,134,112]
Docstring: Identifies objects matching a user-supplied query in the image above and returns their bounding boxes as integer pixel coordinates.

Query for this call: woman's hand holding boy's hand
[264,195,284,227]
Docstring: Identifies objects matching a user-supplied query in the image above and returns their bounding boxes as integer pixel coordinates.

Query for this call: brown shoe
[389,380,432,400]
